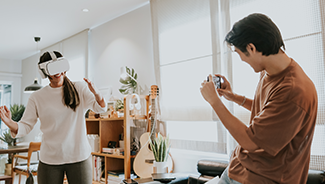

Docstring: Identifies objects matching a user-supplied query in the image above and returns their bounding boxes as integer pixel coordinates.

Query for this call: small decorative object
[107,141,117,148]
[149,133,171,174]
[88,110,100,119]
[119,66,138,95]
[115,99,124,112]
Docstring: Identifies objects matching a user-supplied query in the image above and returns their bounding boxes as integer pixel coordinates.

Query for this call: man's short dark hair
[225,13,285,56]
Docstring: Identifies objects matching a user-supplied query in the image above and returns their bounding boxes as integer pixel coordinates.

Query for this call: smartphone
[207,75,221,89]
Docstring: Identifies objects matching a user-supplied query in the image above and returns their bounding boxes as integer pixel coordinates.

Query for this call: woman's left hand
[84,78,100,95]
[84,78,106,107]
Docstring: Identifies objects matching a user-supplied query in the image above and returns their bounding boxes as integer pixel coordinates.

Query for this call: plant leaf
[131,68,135,77]
[126,67,131,75]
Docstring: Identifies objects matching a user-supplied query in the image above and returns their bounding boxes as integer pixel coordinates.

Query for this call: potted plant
[115,99,124,112]
[0,129,16,175]
[0,129,16,147]
[119,66,138,95]
[149,133,171,173]
[0,104,25,175]
[10,104,25,122]
[0,104,25,147]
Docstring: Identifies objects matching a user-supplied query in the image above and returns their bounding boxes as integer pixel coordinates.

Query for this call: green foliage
[10,104,25,122]
[119,66,138,95]
[149,133,171,162]
[0,129,15,146]
[115,99,124,111]
[0,104,25,148]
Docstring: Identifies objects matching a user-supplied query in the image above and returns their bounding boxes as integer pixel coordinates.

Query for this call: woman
[0,51,106,184]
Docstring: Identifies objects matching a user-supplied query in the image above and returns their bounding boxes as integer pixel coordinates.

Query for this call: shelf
[86,118,101,121]
[91,152,135,159]
[88,95,149,184]
[129,115,147,119]
[86,117,124,121]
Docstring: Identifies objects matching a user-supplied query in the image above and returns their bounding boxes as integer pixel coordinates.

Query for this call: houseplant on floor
[149,133,171,174]
[0,129,16,175]
[0,104,25,175]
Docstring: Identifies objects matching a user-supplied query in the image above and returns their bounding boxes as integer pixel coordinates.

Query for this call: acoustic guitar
[133,85,173,178]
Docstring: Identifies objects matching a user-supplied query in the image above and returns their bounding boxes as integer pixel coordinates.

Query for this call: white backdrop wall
[21,54,41,142]
[89,4,156,97]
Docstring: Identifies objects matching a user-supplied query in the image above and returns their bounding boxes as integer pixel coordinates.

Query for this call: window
[151,0,227,155]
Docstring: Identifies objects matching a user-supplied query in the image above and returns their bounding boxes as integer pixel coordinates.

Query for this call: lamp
[24,78,42,93]
[24,37,43,93]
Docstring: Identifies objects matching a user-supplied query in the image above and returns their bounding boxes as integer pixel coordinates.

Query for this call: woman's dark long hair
[39,51,80,111]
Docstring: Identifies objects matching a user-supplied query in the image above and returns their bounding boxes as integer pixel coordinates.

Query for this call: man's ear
[246,43,256,54]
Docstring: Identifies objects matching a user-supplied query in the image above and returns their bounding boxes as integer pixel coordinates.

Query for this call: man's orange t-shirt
[228,59,318,184]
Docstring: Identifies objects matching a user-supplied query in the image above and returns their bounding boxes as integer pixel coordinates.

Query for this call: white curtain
[150,0,232,154]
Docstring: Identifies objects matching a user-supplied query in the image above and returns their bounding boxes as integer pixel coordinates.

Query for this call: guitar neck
[150,98,156,140]
[149,85,159,141]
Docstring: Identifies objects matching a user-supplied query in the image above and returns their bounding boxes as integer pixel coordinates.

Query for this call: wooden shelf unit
[86,95,149,184]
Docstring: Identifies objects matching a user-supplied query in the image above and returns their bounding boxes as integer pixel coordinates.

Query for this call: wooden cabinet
[86,95,149,184]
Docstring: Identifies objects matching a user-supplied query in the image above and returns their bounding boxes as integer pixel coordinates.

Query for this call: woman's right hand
[0,106,18,134]
[0,106,12,125]
[215,75,236,102]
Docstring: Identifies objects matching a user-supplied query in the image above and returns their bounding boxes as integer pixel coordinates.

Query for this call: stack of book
[92,156,104,182]
[107,170,138,184]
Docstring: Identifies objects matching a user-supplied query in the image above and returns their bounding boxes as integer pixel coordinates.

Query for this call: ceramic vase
[4,163,11,176]
[153,161,168,173]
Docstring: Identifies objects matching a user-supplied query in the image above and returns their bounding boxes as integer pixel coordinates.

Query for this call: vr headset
[38,51,70,79]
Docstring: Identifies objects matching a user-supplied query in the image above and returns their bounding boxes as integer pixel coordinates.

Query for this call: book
[92,156,104,182]
[107,170,138,180]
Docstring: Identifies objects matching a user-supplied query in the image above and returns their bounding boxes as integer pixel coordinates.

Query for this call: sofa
[188,159,325,184]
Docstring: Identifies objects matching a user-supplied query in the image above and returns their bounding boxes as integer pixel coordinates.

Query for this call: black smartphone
[207,75,221,89]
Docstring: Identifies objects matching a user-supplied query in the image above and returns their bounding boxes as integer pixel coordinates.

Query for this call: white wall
[20,54,41,142]
[89,4,156,97]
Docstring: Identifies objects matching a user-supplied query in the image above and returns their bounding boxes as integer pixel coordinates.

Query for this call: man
[200,13,318,184]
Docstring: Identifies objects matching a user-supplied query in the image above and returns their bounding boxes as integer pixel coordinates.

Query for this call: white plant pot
[153,161,168,174]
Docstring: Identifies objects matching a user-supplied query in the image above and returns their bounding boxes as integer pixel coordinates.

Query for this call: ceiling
[0,0,149,61]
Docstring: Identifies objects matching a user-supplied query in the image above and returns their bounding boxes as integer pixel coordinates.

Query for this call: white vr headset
[38,51,70,79]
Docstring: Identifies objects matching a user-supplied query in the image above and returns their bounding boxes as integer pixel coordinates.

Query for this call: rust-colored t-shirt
[228,59,318,184]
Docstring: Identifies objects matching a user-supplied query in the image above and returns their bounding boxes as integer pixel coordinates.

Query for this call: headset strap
[49,52,57,61]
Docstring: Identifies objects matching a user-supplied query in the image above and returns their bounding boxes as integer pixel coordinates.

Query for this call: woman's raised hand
[0,106,12,126]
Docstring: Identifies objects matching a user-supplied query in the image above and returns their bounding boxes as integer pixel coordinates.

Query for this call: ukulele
[133,85,173,178]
